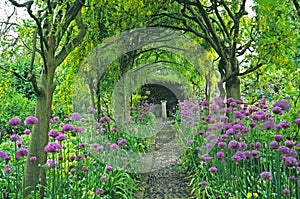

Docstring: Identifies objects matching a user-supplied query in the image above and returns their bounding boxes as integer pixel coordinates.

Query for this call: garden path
[136,119,194,199]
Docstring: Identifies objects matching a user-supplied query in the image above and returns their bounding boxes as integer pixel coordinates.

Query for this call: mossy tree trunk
[7,1,87,197]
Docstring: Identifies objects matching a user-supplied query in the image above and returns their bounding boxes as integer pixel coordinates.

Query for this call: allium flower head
[272,106,282,114]
[216,151,225,160]
[8,117,21,126]
[273,99,290,112]
[15,148,28,160]
[284,156,298,167]
[282,189,290,195]
[86,108,97,114]
[24,116,38,125]
[45,160,58,169]
[105,165,113,172]
[44,142,62,153]
[3,165,11,174]
[70,112,81,121]
[56,133,66,141]
[23,129,31,135]
[10,134,20,142]
[95,188,104,195]
[260,171,273,181]
[262,120,275,130]
[62,124,74,132]
[269,141,279,149]
[48,129,60,138]
[278,146,290,155]
[281,120,290,129]
[29,156,37,162]
[208,167,218,173]
[295,118,300,126]
[228,140,239,150]
[100,176,107,182]
[274,134,283,142]
[285,140,294,148]
[199,181,208,186]
[82,166,88,172]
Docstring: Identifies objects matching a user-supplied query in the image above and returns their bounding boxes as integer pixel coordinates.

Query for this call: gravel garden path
[136,119,194,199]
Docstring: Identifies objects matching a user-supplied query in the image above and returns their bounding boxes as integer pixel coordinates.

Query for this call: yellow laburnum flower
[246,192,259,198]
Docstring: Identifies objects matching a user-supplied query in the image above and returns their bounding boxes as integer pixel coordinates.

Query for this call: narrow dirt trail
[137,120,194,199]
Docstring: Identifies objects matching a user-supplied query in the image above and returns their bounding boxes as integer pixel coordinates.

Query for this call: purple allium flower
[8,117,22,126]
[284,156,298,167]
[230,102,237,107]
[231,154,241,163]
[56,133,66,141]
[274,134,283,142]
[187,139,194,145]
[260,171,273,181]
[29,156,37,162]
[53,116,60,122]
[62,124,74,132]
[110,143,119,150]
[216,151,225,160]
[99,116,110,123]
[295,118,300,126]
[105,165,113,172]
[4,155,10,161]
[44,142,62,153]
[220,115,228,122]
[78,143,85,148]
[290,176,297,181]
[0,151,7,159]
[239,142,248,150]
[255,142,263,148]
[273,100,290,112]
[224,123,232,130]
[226,128,235,136]
[23,129,31,135]
[201,100,209,106]
[100,176,108,182]
[208,167,218,173]
[203,154,213,162]
[76,154,83,161]
[70,168,76,174]
[199,181,208,186]
[285,140,294,148]
[70,156,75,162]
[24,116,38,125]
[228,140,239,150]
[48,130,60,138]
[82,166,88,172]
[3,165,11,174]
[262,120,275,130]
[221,134,228,141]
[10,134,20,142]
[252,110,266,121]
[270,141,279,149]
[95,188,104,195]
[243,151,251,160]
[218,142,226,149]
[70,112,81,121]
[272,106,282,115]
[275,124,282,130]
[16,148,28,160]
[74,126,85,133]
[45,160,58,169]
[278,146,290,155]
[234,111,243,119]
[251,150,260,158]
[86,108,97,114]
[281,121,290,129]
[117,138,127,146]
[282,189,290,195]
[250,121,256,128]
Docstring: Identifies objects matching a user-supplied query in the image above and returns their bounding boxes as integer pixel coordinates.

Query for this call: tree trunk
[23,72,54,198]
[225,76,241,100]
